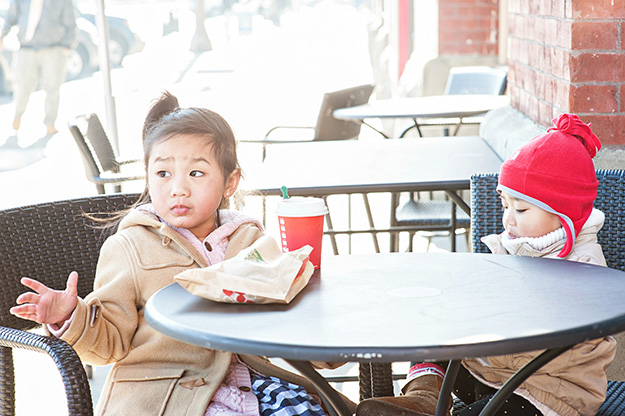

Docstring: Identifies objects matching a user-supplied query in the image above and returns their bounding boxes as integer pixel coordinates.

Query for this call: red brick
[571,21,618,50]
[571,0,625,19]
[570,85,618,113]
[570,53,625,82]
[578,115,625,145]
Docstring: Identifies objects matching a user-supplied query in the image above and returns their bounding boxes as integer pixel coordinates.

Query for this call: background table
[146,252,625,416]
[333,94,510,137]
[243,136,503,252]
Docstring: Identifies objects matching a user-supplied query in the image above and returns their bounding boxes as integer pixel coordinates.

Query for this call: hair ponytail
[142,91,180,142]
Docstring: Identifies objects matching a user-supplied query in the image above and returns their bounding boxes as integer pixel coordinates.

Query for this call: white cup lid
[275,197,328,217]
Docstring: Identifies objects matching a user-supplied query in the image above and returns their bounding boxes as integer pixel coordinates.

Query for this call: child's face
[147,134,240,241]
[500,191,562,239]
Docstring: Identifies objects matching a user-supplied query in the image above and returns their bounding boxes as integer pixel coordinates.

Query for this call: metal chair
[391,67,506,251]
[470,170,625,416]
[404,66,508,137]
[241,84,376,162]
[68,113,144,194]
[0,193,139,415]
[241,84,382,253]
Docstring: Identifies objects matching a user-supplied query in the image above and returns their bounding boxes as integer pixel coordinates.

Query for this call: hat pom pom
[547,113,601,158]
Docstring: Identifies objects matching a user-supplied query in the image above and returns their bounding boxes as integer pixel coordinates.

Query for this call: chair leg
[96,184,106,195]
[370,363,394,397]
[450,202,457,253]
[323,196,339,255]
[362,193,380,253]
[85,363,93,379]
[0,346,16,416]
[359,363,372,401]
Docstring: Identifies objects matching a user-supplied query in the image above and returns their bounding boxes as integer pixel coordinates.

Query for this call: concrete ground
[0,3,467,413]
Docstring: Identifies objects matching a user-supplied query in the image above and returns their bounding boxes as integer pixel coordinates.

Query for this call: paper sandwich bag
[175,235,314,304]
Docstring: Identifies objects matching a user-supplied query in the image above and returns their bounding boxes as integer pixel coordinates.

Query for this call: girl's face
[500,191,562,239]
[147,134,240,241]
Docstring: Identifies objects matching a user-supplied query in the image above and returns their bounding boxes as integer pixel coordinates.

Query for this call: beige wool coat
[466,209,616,416]
[58,209,355,416]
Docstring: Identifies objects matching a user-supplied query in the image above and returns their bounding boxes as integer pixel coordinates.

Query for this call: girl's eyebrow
[191,156,211,164]
[153,156,171,163]
[152,156,211,164]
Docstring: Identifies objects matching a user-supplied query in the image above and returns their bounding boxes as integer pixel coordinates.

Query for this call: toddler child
[356,113,616,416]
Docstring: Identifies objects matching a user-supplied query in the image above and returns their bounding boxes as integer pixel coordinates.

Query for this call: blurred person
[0,0,76,136]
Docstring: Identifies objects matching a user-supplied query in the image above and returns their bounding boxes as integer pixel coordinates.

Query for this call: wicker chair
[0,193,139,415]
[470,169,625,416]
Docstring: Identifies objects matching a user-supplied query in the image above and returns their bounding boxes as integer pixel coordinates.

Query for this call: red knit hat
[497,113,601,258]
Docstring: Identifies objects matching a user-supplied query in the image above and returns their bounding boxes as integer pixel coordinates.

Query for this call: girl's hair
[91,90,241,230]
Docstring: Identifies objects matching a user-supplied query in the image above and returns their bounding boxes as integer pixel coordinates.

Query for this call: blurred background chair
[0,193,139,416]
[403,65,507,138]
[390,66,506,251]
[241,84,381,253]
[470,170,625,416]
[68,113,144,194]
[394,195,471,252]
[241,84,375,162]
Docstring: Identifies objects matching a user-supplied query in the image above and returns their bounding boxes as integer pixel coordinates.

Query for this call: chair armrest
[118,159,142,165]
[0,326,93,416]
[263,125,315,139]
[239,126,316,145]
[92,173,145,185]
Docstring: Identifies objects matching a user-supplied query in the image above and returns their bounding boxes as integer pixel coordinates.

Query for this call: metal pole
[94,0,119,154]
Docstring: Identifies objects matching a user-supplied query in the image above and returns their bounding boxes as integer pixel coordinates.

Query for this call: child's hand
[10,271,79,326]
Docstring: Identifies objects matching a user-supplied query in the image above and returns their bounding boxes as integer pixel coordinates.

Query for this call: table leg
[285,359,354,416]
[478,345,571,416]
[436,360,461,416]
[389,192,400,252]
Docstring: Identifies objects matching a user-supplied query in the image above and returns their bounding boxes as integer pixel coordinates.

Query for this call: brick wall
[438,0,499,55]
[508,0,625,145]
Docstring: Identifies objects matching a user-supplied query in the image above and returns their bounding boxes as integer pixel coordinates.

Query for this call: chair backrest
[313,84,375,141]
[470,170,625,271]
[72,114,120,173]
[0,193,139,331]
[444,66,507,96]
[68,119,103,179]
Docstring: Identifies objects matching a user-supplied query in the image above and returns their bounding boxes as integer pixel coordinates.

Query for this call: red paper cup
[276,197,328,269]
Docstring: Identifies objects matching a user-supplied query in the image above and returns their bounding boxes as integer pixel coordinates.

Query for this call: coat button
[238,386,251,392]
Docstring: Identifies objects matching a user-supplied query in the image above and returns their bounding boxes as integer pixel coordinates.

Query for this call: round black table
[145,252,625,416]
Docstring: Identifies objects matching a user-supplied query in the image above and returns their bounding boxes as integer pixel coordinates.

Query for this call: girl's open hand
[10,271,79,326]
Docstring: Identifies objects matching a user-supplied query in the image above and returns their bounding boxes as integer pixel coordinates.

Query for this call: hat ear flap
[558,222,574,258]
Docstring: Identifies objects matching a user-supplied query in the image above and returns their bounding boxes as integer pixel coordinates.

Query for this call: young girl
[10,91,354,416]
[356,114,616,416]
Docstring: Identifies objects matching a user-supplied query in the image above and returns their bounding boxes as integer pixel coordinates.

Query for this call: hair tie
[547,113,601,157]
